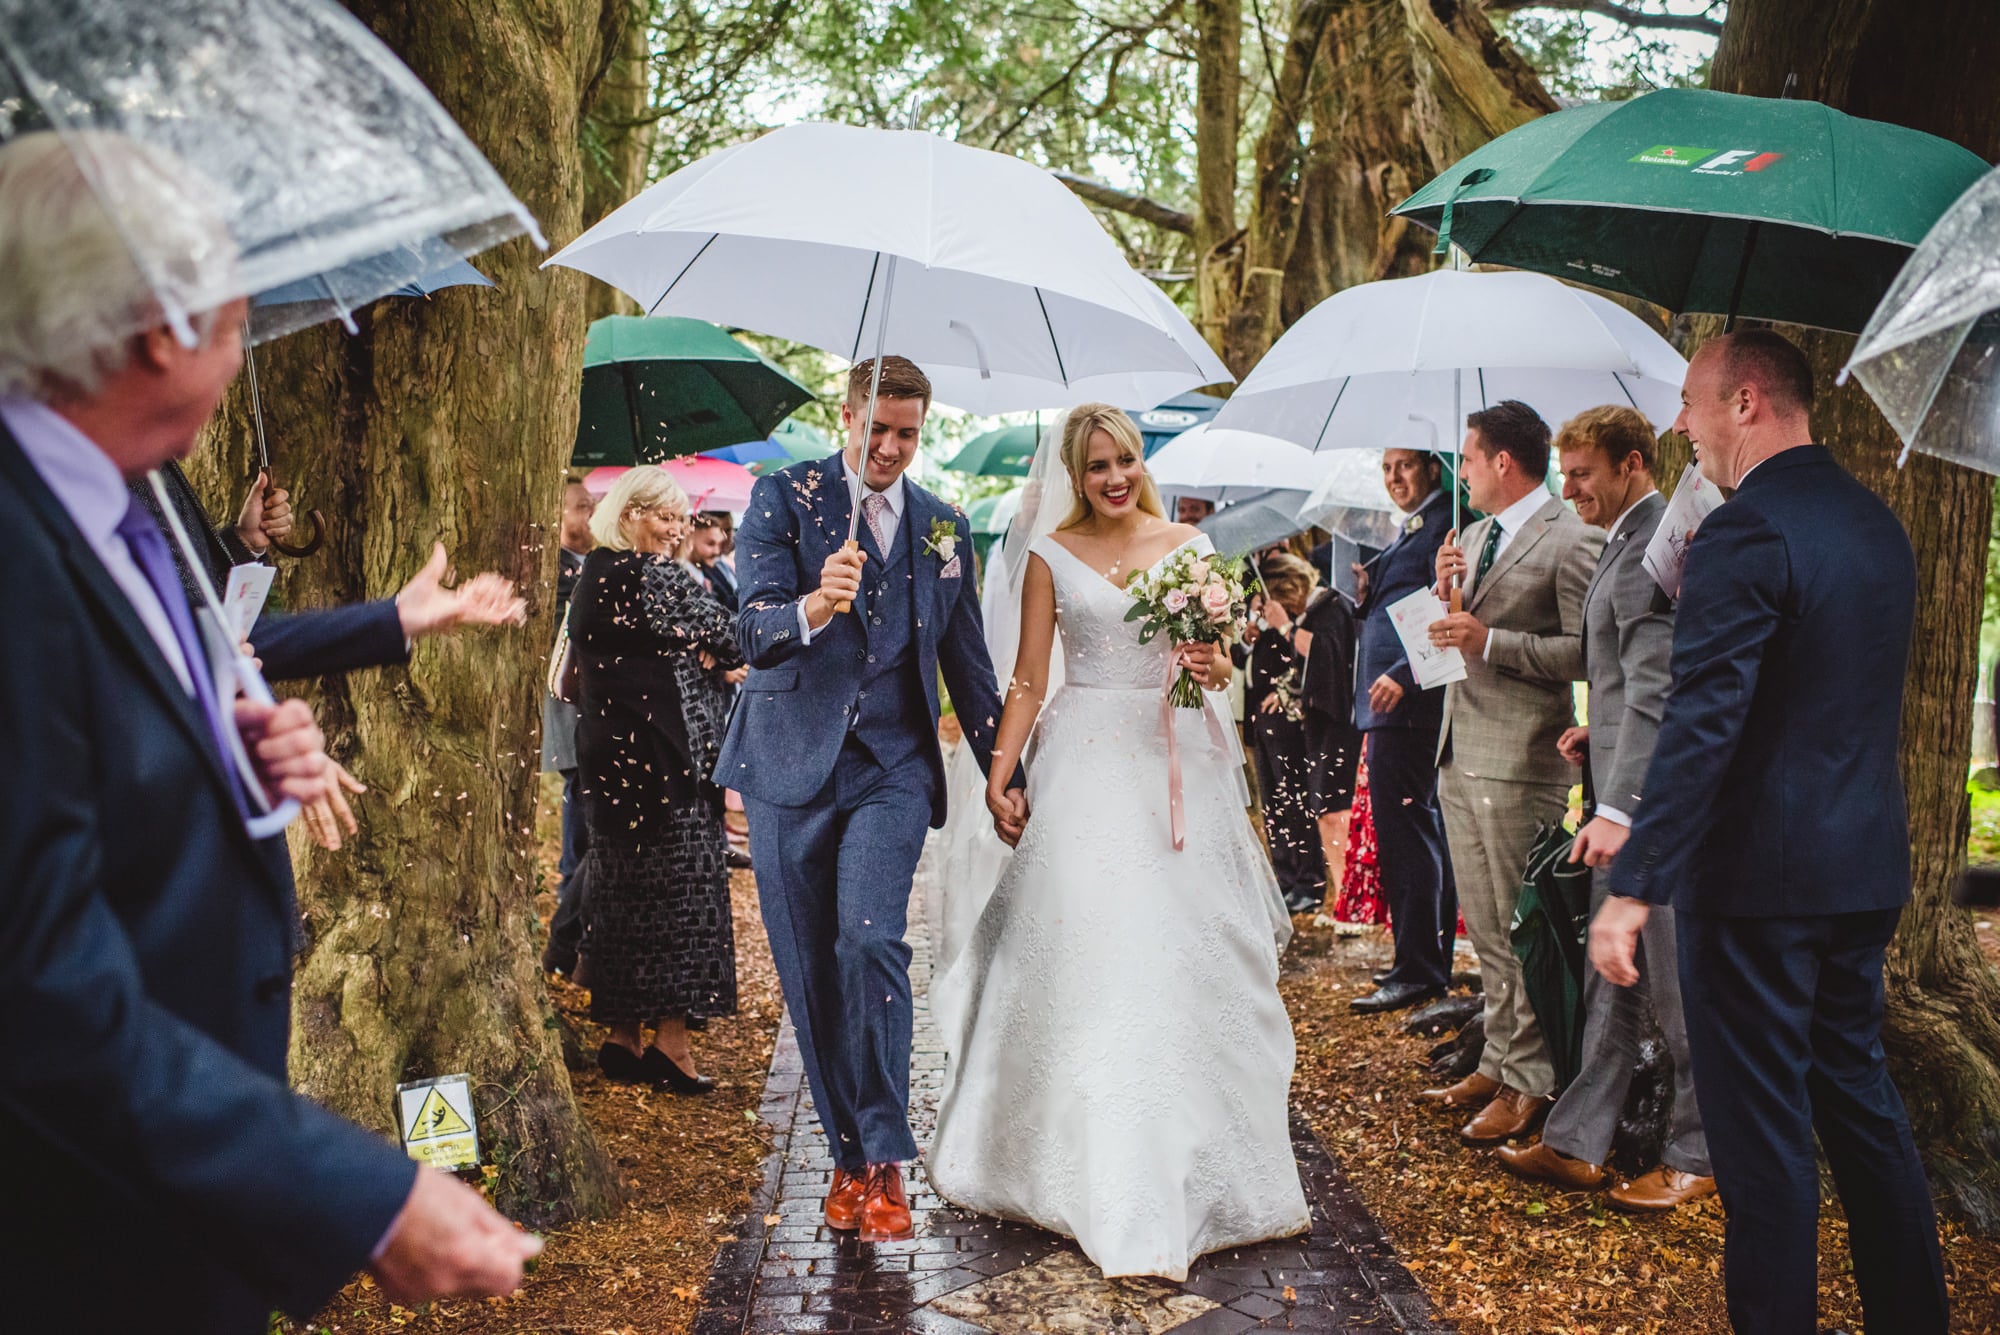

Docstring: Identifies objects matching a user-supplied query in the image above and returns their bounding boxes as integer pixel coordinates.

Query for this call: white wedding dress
[928,533,1311,1281]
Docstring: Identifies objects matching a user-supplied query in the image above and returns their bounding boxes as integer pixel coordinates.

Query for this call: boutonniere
[1405,512,1425,534]
[923,517,960,562]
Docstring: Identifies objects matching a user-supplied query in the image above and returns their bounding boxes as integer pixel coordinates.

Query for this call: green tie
[1474,520,1503,586]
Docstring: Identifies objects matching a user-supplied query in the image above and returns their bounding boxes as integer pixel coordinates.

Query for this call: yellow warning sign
[407,1086,472,1141]
[396,1073,480,1170]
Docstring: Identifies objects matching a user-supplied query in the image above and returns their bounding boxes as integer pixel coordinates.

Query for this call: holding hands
[987,782,1028,847]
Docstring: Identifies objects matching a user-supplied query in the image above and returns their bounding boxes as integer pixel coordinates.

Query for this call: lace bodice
[1031,533,1212,690]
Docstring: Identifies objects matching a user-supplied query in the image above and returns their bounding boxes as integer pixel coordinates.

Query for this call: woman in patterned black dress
[570,465,743,1093]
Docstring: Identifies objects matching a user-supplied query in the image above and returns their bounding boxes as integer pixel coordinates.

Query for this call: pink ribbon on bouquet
[1161,646,1231,853]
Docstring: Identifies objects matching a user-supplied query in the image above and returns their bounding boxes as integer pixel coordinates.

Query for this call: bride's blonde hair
[1055,403,1166,531]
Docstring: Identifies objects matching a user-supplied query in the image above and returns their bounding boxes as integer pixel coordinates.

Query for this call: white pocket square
[939,556,963,579]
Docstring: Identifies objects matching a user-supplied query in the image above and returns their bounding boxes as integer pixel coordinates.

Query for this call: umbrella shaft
[242,331,273,473]
[847,254,901,544]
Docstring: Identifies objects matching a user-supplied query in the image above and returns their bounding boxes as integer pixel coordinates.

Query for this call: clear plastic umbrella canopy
[1845,167,2000,473]
[0,0,540,347]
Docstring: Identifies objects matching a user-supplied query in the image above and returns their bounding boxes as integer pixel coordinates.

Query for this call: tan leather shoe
[859,1163,914,1242]
[1495,1139,1608,1189]
[1609,1166,1717,1213]
[1459,1086,1553,1145]
[1418,1071,1500,1109]
[825,1166,867,1231]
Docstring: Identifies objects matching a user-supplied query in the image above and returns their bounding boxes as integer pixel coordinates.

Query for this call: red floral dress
[1332,757,1388,924]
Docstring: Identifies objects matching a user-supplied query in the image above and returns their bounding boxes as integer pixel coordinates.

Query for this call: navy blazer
[0,429,415,1332]
[713,455,1008,827]
[1353,487,1452,732]
[1611,447,1916,917]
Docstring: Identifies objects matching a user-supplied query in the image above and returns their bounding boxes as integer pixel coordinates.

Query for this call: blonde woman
[928,405,1310,1280]
[569,466,742,1094]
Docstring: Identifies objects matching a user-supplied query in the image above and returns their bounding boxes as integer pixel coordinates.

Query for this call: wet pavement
[692,855,1448,1335]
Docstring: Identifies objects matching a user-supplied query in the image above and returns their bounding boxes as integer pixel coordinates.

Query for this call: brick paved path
[693,852,1449,1335]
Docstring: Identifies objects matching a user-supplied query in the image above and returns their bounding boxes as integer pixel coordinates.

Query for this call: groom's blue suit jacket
[714,454,1009,826]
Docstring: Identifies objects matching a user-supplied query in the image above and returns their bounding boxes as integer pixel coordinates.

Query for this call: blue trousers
[1366,728,1456,990]
[1678,908,1946,1335]
[745,738,933,1170]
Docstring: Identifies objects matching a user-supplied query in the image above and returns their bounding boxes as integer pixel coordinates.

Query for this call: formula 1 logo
[1692,149,1785,175]
[1631,145,1784,175]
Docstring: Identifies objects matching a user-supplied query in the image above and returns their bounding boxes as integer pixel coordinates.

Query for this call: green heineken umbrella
[573,315,816,467]
[944,422,1042,476]
[1393,88,1989,334]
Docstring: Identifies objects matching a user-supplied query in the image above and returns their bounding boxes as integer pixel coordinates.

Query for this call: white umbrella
[1214,269,1685,453]
[1147,424,1398,514]
[545,123,1228,418]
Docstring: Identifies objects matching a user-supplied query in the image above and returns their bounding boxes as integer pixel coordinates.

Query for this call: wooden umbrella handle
[271,507,327,558]
[1449,585,1463,614]
[833,538,860,614]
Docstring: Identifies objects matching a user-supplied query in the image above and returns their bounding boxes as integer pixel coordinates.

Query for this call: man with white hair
[0,132,538,1331]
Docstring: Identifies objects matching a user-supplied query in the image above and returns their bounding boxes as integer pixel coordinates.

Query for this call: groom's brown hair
[846,355,932,412]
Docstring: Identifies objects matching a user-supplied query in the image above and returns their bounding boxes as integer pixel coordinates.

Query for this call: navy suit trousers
[1678,908,1946,1335]
[1366,728,1456,990]
[745,738,935,1169]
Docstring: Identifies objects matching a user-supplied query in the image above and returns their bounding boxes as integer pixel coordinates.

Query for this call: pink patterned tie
[862,491,892,552]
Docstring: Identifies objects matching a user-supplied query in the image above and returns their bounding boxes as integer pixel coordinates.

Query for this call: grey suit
[1541,492,1709,1173]
[1438,493,1601,1098]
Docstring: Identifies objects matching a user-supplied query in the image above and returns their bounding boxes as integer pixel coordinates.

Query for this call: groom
[716,356,1018,1241]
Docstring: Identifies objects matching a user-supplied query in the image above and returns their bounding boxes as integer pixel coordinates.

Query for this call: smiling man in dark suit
[1593,331,1946,1334]
[0,132,537,1333]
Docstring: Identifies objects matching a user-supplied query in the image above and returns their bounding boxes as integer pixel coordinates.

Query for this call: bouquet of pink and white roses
[1124,545,1250,707]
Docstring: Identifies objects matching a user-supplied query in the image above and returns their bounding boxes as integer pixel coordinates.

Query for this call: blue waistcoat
[848,505,929,773]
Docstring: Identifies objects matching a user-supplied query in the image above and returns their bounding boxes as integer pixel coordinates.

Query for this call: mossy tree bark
[187,0,637,1225]
[1699,0,2000,1228]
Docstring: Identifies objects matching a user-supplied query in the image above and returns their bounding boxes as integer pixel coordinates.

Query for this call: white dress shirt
[1589,487,1659,830]
[1,396,194,693]
[798,457,906,645]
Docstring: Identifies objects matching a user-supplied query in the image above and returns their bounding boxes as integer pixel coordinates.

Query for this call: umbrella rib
[648,233,719,317]
[1311,377,1350,453]
[1034,288,1071,386]
[852,252,884,363]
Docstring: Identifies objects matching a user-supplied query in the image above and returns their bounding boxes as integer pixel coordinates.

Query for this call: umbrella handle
[271,507,327,559]
[1449,586,1463,615]
[833,538,860,614]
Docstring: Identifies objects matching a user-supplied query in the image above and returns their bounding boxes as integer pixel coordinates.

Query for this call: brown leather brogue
[1495,1139,1608,1189]
[1609,1166,1717,1213]
[859,1163,914,1242]
[1459,1085,1553,1145]
[1417,1071,1500,1109]
[825,1166,867,1231]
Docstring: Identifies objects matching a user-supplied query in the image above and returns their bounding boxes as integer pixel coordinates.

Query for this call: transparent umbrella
[0,0,539,349]
[1844,167,2000,473]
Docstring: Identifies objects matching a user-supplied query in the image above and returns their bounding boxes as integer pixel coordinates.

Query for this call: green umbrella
[944,423,1042,476]
[1393,88,1989,334]
[1510,821,1594,1090]
[573,315,817,467]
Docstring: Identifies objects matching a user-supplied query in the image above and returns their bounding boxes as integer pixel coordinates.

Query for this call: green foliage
[1495,4,1719,102]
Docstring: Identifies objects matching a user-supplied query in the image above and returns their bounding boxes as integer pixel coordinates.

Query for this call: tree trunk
[1214,0,1555,376]
[187,0,626,1225]
[1193,0,1243,359]
[580,0,656,324]
[1708,0,2000,1229]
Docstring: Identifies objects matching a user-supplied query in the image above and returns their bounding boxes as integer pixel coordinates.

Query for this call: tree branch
[1484,0,1724,37]
[1051,171,1195,234]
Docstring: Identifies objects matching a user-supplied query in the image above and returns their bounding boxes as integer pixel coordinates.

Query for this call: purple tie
[115,496,249,816]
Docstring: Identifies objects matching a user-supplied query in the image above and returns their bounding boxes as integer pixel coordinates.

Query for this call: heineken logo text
[1631,145,1785,175]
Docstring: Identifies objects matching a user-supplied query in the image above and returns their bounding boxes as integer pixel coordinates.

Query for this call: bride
[927,404,1310,1281]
